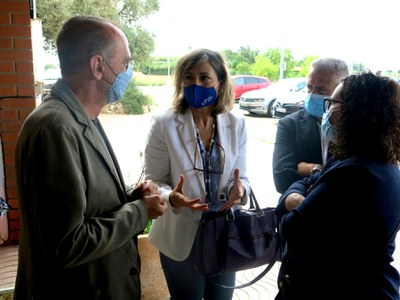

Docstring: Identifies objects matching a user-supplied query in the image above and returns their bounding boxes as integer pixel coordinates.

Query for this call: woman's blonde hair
[171,48,234,115]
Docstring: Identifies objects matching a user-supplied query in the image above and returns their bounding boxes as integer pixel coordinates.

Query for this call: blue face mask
[321,109,335,141]
[106,64,133,104]
[304,93,325,118]
[184,84,217,109]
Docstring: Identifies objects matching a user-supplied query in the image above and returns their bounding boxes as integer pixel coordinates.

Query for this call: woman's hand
[220,168,245,211]
[170,175,209,211]
[284,192,305,211]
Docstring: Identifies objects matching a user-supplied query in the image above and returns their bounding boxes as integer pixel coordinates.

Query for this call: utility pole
[279,0,286,80]
[279,47,285,80]
[167,56,171,84]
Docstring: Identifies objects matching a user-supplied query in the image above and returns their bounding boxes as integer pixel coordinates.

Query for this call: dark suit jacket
[273,109,322,194]
[14,79,147,300]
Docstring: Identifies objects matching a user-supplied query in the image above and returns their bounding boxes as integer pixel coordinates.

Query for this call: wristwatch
[310,164,323,175]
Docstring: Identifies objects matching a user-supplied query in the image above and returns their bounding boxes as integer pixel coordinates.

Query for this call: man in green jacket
[14,15,167,300]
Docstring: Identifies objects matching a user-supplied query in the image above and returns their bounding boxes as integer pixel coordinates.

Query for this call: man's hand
[133,180,166,219]
[130,180,159,200]
[142,194,167,219]
[169,175,209,211]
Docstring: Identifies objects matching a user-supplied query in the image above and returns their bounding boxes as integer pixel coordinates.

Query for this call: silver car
[239,77,306,117]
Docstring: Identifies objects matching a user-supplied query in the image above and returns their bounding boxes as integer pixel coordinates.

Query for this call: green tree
[295,56,319,77]
[262,48,296,79]
[224,46,259,75]
[223,46,311,80]
[235,62,251,75]
[351,61,368,74]
[148,46,332,87]
[36,0,159,70]
[263,48,283,65]
[251,56,279,81]
[122,24,155,71]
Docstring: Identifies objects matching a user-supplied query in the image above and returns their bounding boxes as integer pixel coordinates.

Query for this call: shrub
[121,80,154,114]
[143,219,152,235]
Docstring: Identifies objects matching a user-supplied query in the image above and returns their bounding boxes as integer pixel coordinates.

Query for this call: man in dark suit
[272,57,349,196]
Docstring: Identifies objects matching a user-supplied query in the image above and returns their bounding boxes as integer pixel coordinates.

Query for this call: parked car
[43,67,61,94]
[232,75,271,101]
[238,77,306,117]
[271,86,308,118]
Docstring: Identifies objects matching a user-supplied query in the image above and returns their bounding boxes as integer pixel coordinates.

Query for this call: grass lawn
[134,73,171,86]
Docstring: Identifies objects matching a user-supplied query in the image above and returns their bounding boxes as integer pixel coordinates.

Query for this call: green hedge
[121,81,153,114]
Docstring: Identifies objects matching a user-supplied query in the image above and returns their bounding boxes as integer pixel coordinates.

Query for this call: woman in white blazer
[144,49,251,300]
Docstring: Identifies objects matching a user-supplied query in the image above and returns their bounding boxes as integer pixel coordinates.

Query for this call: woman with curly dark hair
[275,72,400,299]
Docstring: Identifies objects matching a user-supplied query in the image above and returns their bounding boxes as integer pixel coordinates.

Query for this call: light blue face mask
[106,64,133,104]
[304,93,325,118]
[184,84,217,109]
[321,109,335,141]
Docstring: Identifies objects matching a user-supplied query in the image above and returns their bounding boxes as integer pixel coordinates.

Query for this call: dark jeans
[160,249,235,300]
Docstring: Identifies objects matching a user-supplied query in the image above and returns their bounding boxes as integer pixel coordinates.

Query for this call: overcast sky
[140,0,400,72]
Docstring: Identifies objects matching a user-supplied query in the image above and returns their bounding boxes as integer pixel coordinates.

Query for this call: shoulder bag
[193,189,282,288]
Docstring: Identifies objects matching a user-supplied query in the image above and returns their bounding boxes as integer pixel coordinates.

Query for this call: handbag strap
[248,188,262,211]
[213,240,281,289]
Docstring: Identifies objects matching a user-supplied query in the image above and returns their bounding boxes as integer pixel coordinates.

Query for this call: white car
[272,86,308,118]
[43,67,61,94]
[238,77,306,117]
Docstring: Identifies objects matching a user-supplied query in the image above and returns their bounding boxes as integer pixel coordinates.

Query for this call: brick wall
[0,0,36,244]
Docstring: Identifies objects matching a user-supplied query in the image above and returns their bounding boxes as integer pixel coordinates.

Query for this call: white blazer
[144,108,250,261]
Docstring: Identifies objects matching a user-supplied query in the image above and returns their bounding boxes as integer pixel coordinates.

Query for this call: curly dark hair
[331,72,400,163]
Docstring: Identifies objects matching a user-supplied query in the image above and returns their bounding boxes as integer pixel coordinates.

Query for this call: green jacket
[14,79,147,300]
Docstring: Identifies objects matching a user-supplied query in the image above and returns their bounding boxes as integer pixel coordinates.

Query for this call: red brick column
[0,0,36,244]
